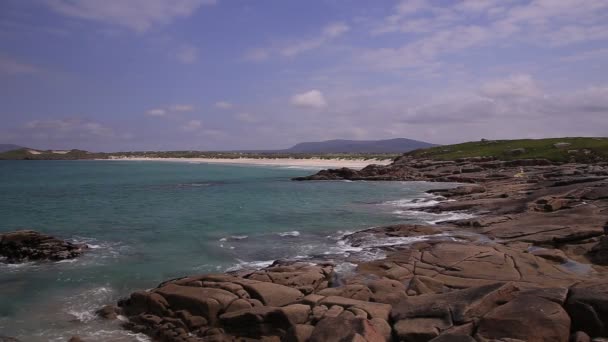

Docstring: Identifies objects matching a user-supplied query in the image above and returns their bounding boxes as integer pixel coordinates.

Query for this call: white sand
[103,156,392,169]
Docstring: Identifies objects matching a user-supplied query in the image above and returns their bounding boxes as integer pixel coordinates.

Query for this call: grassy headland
[406,137,608,163]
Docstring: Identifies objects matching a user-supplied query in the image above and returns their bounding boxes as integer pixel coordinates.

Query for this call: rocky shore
[95,155,608,341]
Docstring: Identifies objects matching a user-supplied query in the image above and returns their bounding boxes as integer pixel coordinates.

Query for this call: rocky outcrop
[112,250,608,342]
[108,156,608,341]
[116,262,363,341]
[0,230,87,263]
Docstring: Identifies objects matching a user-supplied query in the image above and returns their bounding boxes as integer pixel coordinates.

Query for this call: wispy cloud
[235,112,257,123]
[245,22,350,61]
[45,0,215,33]
[280,22,350,57]
[362,0,608,71]
[215,101,233,109]
[479,74,542,100]
[181,119,202,131]
[145,104,195,117]
[561,47,608,62]
[24,118,116,139]
[173,44,198,64]
[0,55,39,75]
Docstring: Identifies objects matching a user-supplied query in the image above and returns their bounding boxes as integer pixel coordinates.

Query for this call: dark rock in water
[96,304,121,320]
[67,337,85,342]
[427,185,486,197]
[0,230,87,263]
[292,167,360,181]
[0,336,21,342]
[344,224,443,248]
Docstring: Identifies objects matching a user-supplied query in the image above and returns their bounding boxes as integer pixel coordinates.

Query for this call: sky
[1,0,607,151]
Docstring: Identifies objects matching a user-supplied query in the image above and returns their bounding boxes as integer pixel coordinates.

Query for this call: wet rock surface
[0,230,87,263]
[108,156,608,341]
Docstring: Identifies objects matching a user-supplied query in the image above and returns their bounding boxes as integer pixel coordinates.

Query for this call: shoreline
[5,156,608,341]
[99,157,392,169]
[98,156,608,342]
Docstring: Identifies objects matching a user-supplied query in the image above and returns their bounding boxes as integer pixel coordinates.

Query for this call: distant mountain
[282,138,436,153]
[0,144,23,153]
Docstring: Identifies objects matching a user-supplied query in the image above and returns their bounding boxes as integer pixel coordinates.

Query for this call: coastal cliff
[94,151,608,342]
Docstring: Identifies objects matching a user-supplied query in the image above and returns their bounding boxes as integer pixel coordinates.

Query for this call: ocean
[0,160,463,341]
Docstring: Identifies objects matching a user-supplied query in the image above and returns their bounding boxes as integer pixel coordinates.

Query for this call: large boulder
[245,262,333,294]
[240,281,304,307]
[309,316,387,342]
[219,306,293,338]
[155,284,238,323]
[391,282,519,340]
[0,230,87,262]
[475,295,571,342]
[586,237,608,265]
[565,287,608,337]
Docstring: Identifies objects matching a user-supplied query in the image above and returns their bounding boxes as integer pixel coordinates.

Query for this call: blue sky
[1,0,607,151]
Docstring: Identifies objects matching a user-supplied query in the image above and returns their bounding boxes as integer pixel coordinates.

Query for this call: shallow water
[0,160,460,340]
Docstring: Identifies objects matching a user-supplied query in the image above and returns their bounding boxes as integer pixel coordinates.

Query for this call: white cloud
[0,55,38,75]
[215,101,233,109]
[182,119,202,131]
[479,74,542,100]
[145,108,167,117]
[174,44,198,64]
[291,90,327,109]
[146,104,194,117]
[45,0,214,33]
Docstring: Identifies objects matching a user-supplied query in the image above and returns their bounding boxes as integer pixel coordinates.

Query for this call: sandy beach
[102,157,392,169]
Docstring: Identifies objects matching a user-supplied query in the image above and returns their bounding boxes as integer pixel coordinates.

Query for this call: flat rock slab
[355,241,588,290]
[481,205,605,245]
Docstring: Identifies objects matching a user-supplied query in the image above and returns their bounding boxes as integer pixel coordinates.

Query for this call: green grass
[406,137,608,163]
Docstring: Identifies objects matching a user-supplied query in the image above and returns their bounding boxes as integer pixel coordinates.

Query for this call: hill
[282,138,435,153]
[406,137,608,163]
[0,148,104,160]
[0,144,23,153]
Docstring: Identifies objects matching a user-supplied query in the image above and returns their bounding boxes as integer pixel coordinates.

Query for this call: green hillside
[406,137,608,163]
[0,149,104,160]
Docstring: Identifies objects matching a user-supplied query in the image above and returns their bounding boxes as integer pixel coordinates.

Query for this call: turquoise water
[0,160,458,341]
